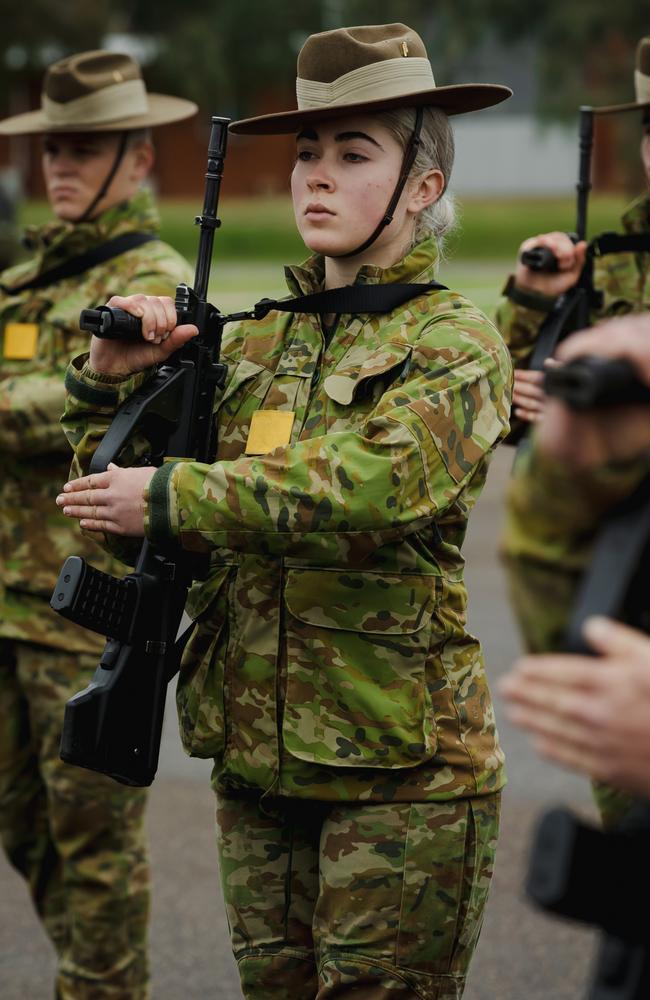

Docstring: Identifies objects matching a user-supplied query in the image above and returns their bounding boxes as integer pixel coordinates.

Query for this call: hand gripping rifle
[50,117,231,787]
[525,357,650,999]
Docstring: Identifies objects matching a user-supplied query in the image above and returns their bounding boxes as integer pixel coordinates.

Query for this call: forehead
[42,131,117,148]
[296,113,395,144]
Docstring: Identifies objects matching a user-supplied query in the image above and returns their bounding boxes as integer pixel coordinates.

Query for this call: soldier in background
[499,314,650,800]
[495,36,650,424]
[0,51,195,999]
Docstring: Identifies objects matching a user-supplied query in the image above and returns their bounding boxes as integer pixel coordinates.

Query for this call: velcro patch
[245,409,295,455]
[3,322,39,360]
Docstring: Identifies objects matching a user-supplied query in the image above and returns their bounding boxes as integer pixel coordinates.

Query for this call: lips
[304,202,335,217]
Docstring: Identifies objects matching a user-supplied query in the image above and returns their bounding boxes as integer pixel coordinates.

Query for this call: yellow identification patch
[245,410,295,455]
[3,322,39,360]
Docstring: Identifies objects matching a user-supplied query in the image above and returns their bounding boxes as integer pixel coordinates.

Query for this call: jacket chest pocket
[323,340,412,409]
[282,568,439,769]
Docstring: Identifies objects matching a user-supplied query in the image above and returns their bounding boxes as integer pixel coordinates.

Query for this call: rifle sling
[0,231,159,295]
[591,232,650,257]
[251,281,447,318]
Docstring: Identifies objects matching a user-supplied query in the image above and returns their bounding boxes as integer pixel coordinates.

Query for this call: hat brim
[230,83,512,135]
[593,99,650,115]
[0,93,198,135]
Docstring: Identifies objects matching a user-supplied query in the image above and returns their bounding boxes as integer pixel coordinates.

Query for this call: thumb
[583,615,650,659]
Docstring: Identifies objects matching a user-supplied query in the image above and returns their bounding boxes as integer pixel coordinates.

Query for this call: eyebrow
[296,127,384,149]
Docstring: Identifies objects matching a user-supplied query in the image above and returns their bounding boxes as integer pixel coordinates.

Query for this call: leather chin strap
[334,106,424,259]
[75,130,129,224]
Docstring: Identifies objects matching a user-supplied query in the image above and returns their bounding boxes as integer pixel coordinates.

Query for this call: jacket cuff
[144,460,181,546]
[502,274,558,313]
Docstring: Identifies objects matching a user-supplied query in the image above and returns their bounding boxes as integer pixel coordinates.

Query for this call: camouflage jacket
[495,192,650,368]
[0,188,192,652]
[63,238,512,802]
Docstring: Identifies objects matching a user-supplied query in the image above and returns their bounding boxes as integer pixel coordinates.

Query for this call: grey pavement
[0,446,600,998]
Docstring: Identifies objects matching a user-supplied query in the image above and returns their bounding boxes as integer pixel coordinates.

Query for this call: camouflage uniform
[495,192,650,369]
[498,193,650,828]
[62,238,512,998]
[0,187,192,999]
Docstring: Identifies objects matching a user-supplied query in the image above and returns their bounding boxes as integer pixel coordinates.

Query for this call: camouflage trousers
[216,790,501,1000]
[0,639,151,999]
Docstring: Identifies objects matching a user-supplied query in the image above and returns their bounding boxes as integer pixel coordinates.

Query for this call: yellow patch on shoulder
[3,322,39,360]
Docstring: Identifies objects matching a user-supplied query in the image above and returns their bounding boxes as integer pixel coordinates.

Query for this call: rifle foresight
[80,305,143,341]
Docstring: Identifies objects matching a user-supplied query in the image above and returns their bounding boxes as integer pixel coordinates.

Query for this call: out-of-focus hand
[514,231,587,299]
[536,313,650,467]
[512,369,546,423]
[499,616,650,797]
[56,463,155,536]
[88,294,198,376]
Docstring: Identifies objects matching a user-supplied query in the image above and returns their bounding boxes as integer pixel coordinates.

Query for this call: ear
[128,141,155,182]
[405,168,445,215]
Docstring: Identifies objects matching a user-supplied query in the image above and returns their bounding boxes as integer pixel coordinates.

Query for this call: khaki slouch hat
[596,36,650,115]
[230,22,511,135]
[0,49,197,134]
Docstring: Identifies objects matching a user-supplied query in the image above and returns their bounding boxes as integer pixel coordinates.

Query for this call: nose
[306,161,334,193]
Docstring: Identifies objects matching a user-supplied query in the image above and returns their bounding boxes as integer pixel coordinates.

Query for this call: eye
[296,149,316,162]
[343,151,368,162]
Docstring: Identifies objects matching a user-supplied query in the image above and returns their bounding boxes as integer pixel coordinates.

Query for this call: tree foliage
[0,0,645,119]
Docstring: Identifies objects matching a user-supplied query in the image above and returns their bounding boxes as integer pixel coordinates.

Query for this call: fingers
[519,232,581,271]
[106,294,177,344]
[582,615,650,660]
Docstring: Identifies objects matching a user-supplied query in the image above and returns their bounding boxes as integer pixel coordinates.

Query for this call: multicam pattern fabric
[0,187,193,651]
[0,640,150,1000]
[495,192,650,369]
[63,238,512,803]
[216,791,501,1000]
[498,196,649,825]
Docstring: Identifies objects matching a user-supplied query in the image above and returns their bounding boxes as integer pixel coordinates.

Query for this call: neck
[323,228,414,290]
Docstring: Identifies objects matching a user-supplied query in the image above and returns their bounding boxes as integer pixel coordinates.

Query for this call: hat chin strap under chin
[333,106,424,260]
[74,130,129,224]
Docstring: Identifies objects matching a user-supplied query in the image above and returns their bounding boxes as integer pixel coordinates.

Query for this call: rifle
[50,116,232,787]
[511,106,650,449]
[527,356,650,999]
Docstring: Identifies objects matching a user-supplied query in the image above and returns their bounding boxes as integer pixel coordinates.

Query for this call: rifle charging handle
[79,306,143,341]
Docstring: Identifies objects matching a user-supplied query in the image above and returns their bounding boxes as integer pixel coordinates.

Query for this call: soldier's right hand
[514,232,587,299]
[88,294,198,376]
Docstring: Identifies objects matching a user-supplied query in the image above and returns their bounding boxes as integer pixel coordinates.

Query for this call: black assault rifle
[50,116,233,787]
[525,356,650,999]
[519,108,650,372]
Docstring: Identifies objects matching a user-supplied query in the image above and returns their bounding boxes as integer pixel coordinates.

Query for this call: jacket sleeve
[0,252,192,457]
[493,283,558,370]
[501,441,650,652]
[144,309,513,562]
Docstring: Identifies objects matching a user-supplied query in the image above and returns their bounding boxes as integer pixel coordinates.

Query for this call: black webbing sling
[231,280,448,322]
[0,231,159,295]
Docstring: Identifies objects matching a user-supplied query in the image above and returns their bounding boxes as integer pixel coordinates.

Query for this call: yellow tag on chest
[3,322,39,360]
[245,410,295,455]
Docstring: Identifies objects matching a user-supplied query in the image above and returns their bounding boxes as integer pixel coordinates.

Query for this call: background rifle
[50,116,231,787]
[527,357,650,999]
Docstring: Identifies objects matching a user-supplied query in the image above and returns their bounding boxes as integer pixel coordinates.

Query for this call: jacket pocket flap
[323,341,412,405]
[220,358,267,405]
[284,569,435,634]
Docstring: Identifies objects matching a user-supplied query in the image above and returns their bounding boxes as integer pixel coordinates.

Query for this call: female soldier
[57,23,512,1000]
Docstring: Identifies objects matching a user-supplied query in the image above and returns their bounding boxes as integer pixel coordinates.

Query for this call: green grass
[17,192,631,318]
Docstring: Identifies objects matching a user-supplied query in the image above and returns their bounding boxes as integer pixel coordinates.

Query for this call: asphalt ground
[0,446,601,999]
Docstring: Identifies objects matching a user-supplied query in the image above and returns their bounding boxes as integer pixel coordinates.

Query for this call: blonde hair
[376,107,457,254]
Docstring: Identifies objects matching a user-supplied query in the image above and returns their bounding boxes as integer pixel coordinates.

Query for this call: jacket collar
[284,237,440,297]
[622,191,650,234]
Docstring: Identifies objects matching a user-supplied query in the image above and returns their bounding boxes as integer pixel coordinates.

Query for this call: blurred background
[0,2,646,997]
[0,0,647,311]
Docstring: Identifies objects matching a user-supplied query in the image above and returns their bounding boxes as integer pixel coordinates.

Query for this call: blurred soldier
[0,51,195,999]
[495,36,650,424]
[501,312,650,824]
[501,314,650,796]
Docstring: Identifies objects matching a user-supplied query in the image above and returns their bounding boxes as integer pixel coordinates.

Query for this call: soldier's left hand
[56,463,155,535]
